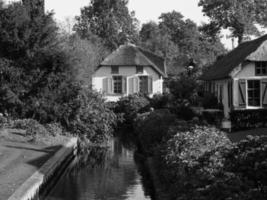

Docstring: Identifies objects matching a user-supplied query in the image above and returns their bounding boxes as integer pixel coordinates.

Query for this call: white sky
[45,0,208,25]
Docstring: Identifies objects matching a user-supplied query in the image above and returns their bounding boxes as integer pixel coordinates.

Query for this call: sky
[45,0,208,25]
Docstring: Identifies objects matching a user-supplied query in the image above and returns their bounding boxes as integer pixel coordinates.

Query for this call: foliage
[115,94,150,126]
[149,93,174,109]
[13,118,40,129]
[199,0,267,43]
[196,136,267,200]
[45,123,64,136]
[0,115,8,128]
[202,92,221,109]
[139,11,226,75]
[230,109,267,131]
[167,74,198,102]
[135,109,177,155]
[60,34,109,86]
[74,0,139,50]
[170,99,196,121]
[25,119,49,137]
[68,89,118,144]
[155,126,232,199]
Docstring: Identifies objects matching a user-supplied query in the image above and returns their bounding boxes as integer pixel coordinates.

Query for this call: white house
[92,44,167,101]
[200,34,267,119]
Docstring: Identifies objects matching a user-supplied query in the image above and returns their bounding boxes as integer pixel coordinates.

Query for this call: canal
[40,138,155,200]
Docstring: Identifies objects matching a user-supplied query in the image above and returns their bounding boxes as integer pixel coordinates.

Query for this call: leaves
[74,0,139,50]
[199,0,267,43]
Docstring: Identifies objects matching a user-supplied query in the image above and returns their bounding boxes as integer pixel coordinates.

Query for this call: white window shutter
[148,76,153,94]
[122,77,127,94]
[102,78,108,94]
[133,77,139,93]
[107,77,113,94]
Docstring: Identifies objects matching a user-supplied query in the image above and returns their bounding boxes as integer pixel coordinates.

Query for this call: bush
[115,94,150,126]
[25,120,49,137]
[45,123,64,136]
[149,93,173,109]
[202,92,222,109]
[68,89,118,144]
[197,136,267,200]
[155,126,232,199]
[0,115,8,128]
[230,110,267,130]
[135,109,177,155]
[170,99,196,121]
[13,119,40,129]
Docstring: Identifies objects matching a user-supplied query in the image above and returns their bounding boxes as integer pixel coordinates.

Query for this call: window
[113,76,122,94]
[136,66,143,74]
[139,76,148,94]
[255,62,267,75]
[111,66,119,74]
[247,80,260,106]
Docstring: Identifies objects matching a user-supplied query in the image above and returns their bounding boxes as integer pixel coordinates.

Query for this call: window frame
[111,66,119,74]
[139,75,149,94]
[113,76,123,94]
[247,79,261,107]
[255,62,267,76]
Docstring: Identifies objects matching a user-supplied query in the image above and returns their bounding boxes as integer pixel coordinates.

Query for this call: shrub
[135,109,177,155]
[25,120,49,137]
[170,99,196,121]
[155,126,232,199]
[115,94,150,126]
[13,118,40,129]
[68,89,118,144]
[197,136,267,200]
[149,93,173,109]
[0,115,8,128]
[45,123,64,136]
[230,110,267,130]
[202,92,222,109]
[167,75,198,103]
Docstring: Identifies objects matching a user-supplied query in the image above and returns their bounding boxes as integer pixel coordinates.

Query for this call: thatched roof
[200,34,267,81]
[100,44,167,77]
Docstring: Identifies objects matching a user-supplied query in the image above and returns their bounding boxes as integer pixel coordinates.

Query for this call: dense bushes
[134,109,177,155]
[114,94,150,126]
[68,90,118,144]
[153,126,267,200]
[230,110,267,130]
[202,92,222,109]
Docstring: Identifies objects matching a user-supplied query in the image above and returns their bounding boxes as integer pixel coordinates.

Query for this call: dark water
[42,138,154,200]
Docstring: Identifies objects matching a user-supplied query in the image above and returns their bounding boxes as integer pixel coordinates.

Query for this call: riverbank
[0,128,76,200]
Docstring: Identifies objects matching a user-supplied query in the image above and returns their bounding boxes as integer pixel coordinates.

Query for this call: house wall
[232,62,267,109]
[92,66,163,102]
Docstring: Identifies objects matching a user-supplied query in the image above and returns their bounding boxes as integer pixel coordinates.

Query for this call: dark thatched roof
[200,34,267,81]
[100,44,167,77]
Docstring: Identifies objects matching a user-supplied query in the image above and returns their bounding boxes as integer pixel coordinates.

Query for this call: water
[42,138,154,200]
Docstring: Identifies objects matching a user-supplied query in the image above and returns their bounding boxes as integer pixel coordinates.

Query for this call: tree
[61,34,109,86]
[74,0,139,50]
[199,0,267,43]
[139,11,226,75]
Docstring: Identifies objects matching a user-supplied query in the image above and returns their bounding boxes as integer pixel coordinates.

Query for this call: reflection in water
[43,138,153,200]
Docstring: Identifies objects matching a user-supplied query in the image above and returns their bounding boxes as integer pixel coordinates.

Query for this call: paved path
[0,129,64,200]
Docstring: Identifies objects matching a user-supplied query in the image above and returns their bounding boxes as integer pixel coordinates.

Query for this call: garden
[108,74,267,200]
